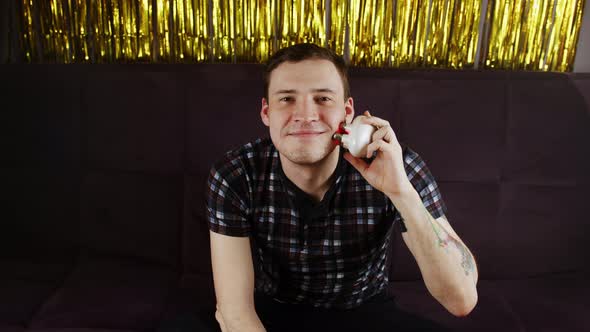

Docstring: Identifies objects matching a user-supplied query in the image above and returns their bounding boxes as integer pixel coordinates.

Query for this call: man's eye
[317,96,332,102]
[279,96,294,102]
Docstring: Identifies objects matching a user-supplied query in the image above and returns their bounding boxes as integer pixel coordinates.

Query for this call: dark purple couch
[2,65,589,332]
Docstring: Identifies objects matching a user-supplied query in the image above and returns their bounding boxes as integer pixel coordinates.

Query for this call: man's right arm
[210,230,266,332]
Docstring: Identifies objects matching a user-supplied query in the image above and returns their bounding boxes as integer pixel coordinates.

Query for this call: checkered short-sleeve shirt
[206,137,448,309]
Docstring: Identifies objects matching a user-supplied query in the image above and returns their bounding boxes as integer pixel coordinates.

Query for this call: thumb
[344,152,369,175]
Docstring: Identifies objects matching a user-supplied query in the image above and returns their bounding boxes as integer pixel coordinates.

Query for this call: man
[206,43,478,332]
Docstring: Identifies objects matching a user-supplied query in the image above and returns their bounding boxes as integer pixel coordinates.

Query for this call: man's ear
[344,97,355,124]
[260,98,270,127]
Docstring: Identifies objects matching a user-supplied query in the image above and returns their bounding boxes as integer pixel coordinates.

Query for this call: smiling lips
[288,130,326,137]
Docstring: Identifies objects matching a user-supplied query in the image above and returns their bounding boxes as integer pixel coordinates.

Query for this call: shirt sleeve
[393,145,449,232]
[205,159,252,237]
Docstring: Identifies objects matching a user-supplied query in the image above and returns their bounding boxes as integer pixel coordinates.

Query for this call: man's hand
[343,110,413,200]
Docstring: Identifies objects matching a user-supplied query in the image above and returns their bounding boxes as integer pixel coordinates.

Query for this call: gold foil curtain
[212,0,234,62]
[426,0,482,68]
[213,0,275,62]
[329,0,347,56]
[346,0,481,68]
[172,0,209,62]
[483,0,585,71]
[390,0,430,67]
[234,0,275,62]
[14,0,587,71]
[348,0,394,66]
[277,0,326,49]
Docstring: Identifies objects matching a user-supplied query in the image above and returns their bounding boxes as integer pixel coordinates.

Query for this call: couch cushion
[493,272,590,332]
[348,72,399,129]
[493,184,589,278]
[391,272,590,332]
[572,75,590,116]
[29,256,176,330]
[159,273,215,321]
[0,168,80,260]
[0,326,25,332]
[503,77,590,186]
[185,64,268,176]
[85,71,185,174]
[399,76,505,183]
[390,280,524,332]
[28,329,137,332]
[80,171,183,267]
[0,260,73,326]
[0,68,82,168]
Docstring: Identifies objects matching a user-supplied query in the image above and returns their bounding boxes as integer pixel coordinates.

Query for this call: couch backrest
[2,66,589,282]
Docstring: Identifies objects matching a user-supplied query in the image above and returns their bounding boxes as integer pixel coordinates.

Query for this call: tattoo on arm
[425,207,475,276]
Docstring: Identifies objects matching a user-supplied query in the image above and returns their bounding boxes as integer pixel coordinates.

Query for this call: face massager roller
[332,116,376,158]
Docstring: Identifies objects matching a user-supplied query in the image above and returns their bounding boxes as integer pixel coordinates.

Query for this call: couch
[1,65,589,332]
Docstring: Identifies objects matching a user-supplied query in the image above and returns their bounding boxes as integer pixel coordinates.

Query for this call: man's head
[260,43,355,166]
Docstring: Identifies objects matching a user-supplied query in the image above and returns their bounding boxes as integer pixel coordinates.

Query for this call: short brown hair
[263,43,350,101]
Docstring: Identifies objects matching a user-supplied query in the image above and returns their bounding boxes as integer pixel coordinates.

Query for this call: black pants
[158,292,451,332]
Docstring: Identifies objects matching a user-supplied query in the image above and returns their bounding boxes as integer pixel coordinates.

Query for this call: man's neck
[279,147,341,203]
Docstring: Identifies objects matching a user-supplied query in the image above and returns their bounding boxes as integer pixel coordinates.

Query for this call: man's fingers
[363,116,390,129]
[366,139,390,158]
[372,126,395,143]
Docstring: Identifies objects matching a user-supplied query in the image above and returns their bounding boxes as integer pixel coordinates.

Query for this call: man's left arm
[390,188,478,317]
[343,111,478,317]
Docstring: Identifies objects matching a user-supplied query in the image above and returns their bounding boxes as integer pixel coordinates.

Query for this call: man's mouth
[288,131,326,136]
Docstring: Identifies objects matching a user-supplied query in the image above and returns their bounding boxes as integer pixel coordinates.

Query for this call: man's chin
[280,146,338,165]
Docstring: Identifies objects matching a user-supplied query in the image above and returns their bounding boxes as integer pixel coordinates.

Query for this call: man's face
[261,59,354,165]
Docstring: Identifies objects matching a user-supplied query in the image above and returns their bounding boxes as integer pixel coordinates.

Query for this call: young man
[206,43,478,332]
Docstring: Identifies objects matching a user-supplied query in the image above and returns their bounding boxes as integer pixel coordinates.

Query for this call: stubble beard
[280,138,337,166]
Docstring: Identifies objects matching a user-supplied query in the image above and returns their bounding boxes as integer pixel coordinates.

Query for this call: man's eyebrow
[274,89,297,95]
[311,88,336,94]
[273,88,336,95]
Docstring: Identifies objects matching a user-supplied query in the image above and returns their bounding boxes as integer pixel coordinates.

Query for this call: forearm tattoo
[425,207,475,276]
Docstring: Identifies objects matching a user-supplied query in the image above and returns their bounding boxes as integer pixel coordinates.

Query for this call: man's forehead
[268,59,343,93]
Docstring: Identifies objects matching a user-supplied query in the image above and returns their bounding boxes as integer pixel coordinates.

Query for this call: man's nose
[293,97,319,122]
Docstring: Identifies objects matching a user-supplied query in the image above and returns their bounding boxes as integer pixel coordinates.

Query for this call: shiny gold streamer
[85,0,152,62]
[212,0,234,61]
[277,0,326,49]
[545,0,585,71]
[390,0,430,67]
[172,0,209,62]
[234,0,275,62]
[20,0,36,62]
[23,0,78,63]
[329,0,347,56]
[155,0,171,61]
[426,0,481,68]
[136,0,153,61]
[349,0,394,66]
[15,0,586,71]
[483,0,585,71]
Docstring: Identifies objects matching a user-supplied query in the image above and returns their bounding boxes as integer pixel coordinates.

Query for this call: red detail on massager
[337,124,349,135]
[332,122,349,144]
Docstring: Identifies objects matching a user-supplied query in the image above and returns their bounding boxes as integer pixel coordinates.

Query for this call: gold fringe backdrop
[278,0,326,50]
[482,0,585,71]
[13,0,586,71]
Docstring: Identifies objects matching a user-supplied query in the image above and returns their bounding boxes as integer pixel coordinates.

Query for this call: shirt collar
[274,146,347,218]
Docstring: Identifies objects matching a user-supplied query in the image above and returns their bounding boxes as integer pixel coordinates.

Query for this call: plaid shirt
[206,137,448,309]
